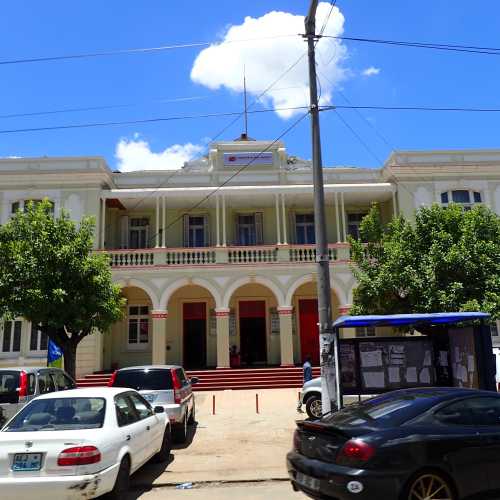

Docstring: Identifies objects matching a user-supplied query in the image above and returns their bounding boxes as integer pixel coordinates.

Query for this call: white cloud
[362,66,380,77]
[115,137,204,172]
[190,3,348,119]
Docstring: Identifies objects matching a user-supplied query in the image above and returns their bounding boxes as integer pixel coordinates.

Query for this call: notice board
[449,327,479,389]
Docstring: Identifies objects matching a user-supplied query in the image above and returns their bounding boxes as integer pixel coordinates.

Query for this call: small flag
[47,339,63,368]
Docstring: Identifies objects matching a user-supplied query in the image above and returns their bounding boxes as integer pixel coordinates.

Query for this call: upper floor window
[355,326,376,338]
[440,190,482,210]
[30,324,48,352]
[1,320,22,354]
[295,213,315,244]
[236,213,263,246]
[129,218,149,249]
[11,199,54,216]
[128,305,149,349]
[183,215,208,247]
[347,213,368,240]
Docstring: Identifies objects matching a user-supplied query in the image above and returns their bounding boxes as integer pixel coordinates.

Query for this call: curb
[132,477,290,490]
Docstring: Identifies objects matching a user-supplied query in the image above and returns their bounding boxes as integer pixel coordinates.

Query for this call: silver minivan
[0,367,76,425]
[109,365,198,443]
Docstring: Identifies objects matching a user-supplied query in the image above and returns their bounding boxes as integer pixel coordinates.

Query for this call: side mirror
[154,406,165,414]
[190,377,199,385]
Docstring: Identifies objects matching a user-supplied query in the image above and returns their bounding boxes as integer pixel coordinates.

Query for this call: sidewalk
[131,388,304,488]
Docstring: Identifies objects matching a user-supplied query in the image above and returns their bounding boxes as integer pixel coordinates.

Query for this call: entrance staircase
[76,366,321,391]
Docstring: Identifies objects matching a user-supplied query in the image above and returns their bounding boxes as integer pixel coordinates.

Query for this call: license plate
[296,472,320,491]
[12,453,42,471]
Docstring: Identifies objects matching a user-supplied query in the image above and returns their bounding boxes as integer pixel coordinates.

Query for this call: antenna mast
[243,65,248,138]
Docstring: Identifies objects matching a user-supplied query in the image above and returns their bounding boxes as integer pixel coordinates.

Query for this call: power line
[0,34,298,66]
[330,105,500,112]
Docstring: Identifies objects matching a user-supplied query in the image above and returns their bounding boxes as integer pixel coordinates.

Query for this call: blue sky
[1,1,499,170]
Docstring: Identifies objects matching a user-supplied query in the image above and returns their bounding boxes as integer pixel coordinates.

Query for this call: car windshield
[113,369,173,391]
[3,397,106,432]
[324,390,448,428]
[0,371,20,404]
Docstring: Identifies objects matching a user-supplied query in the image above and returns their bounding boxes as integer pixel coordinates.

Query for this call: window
[435,397,500,426]
[30,324,48,352]
[52,372,75,391]
[27,374,36,396]
[347,213,368,240]
[295,213,315,244]
[1,321,22,354]
[128,393,154,420]
[355,327,376,338]
[128,306,149,348]
[38,371,56,394]
[129,218,149,249]
[183,215,208,247]
[11,199,54,215]
[113,368,173,391]
[115,394,139,427]
[441,190,482,210]
[236,213,263,246]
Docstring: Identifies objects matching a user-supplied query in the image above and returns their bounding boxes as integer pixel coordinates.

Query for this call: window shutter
[203,215,209,247]
[183,214,190,247]
[255,212,264,245]
[120,216,129,249]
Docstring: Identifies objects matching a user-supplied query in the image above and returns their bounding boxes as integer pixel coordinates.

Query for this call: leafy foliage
[0,200,124,377]
[349,203,500,320]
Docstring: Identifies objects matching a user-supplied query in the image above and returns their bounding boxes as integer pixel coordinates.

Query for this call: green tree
[0,200,125,378]
[349,203,500,320]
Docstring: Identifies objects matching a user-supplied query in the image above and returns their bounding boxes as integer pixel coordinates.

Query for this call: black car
[287,387,500,500]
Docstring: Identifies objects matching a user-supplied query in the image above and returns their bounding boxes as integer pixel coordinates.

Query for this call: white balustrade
[227,247,278,264]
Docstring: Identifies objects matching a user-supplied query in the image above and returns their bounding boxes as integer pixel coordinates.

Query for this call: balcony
[99,244,351,269]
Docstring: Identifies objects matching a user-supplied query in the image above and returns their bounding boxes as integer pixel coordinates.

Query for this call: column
[275,193,281,244]
[340,192,346,242]
[281,194,288,245]
[392,191,398,218]
[215,308,230,368]
[222,195,227,247]
[278,306,294,366]
[162,196,166,247]
[100,198,106,249]
[334,192,341,243]
[216,195,221,247]
[155,197,160,248]
[151,310,168,365]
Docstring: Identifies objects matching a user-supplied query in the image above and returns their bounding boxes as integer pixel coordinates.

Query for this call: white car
[0,387,171,500]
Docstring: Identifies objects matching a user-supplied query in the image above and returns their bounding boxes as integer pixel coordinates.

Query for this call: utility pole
[305,0,338,415]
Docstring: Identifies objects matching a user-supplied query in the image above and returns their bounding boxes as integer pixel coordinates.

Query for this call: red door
[299,299,319,365]
[183,302,207,369]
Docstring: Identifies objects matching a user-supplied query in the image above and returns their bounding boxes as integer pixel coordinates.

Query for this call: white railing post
[275,193,281,245]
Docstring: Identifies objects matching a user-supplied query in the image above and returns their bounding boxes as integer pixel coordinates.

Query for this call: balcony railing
[101,244,350,268]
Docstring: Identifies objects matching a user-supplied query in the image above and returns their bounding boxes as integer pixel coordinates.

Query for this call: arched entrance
[167,285,217,369]
[227,283,280,366]
[291,282,340,365]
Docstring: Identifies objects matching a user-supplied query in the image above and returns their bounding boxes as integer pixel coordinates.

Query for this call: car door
[37,370,56,395]
[114,393,146,471]
[128,392,163,461]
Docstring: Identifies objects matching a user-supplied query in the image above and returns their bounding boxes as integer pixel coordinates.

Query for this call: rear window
[113,369,173,391]
[325,390,448,428]
[4,397,106,431]
[0,371,20,404]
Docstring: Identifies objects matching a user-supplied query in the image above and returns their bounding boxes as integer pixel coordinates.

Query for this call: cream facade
[1,141,500,377]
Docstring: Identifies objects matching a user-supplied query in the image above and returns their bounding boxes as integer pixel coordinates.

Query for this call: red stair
[76,366,321,391]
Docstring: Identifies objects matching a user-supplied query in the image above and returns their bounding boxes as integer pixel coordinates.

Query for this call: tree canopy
[349,203,500,321]
[0,200,124,378]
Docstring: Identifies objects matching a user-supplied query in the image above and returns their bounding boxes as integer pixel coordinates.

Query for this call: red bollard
[256,393,259,414]
[212,394,216,415]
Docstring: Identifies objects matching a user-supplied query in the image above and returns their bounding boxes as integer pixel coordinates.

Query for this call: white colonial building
[1,138,500,377]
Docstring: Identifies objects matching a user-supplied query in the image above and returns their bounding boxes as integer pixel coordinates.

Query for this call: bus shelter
[329,312,496,408]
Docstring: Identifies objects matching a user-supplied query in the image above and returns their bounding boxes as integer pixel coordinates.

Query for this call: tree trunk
[61,341,78,380]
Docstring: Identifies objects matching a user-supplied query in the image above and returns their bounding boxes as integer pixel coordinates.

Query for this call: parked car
[298,377,322,419]
[0,368,76,426]
[109,365,198,443]
[288,387,500,500]
[0,387,170,499]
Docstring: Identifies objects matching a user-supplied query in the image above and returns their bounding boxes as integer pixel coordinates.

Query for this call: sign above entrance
[223,152,274,166]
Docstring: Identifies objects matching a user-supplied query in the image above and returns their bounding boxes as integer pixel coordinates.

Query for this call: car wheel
[172,413,188,443]
[405,472,455,500]
[305,394,322,419]
[188,400,196,425]
[153,425,172,463]
[106,456,130,500]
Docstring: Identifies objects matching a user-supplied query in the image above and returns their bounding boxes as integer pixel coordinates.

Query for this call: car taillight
[293,430,301,452]
[58,446,101,466]
[171,369,182,404]
[336,439,375,466]
[18,371,28,398]
[107,370,117,387]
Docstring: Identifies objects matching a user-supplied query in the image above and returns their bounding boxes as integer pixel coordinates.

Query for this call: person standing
[297,355,313,411]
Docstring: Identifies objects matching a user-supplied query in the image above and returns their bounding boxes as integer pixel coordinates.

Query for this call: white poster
[406,367,418,383]
[467,355,475,373]
[419,368,431,384]
[388,367,400,384]
[363,371,385,388]
[423,351,432,367]
[360,350,383,368]
[439,351,449,366]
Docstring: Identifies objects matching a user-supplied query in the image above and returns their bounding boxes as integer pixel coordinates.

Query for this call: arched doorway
[227,283,280,366]
[167,285,217,369]
[291,282,340,365]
